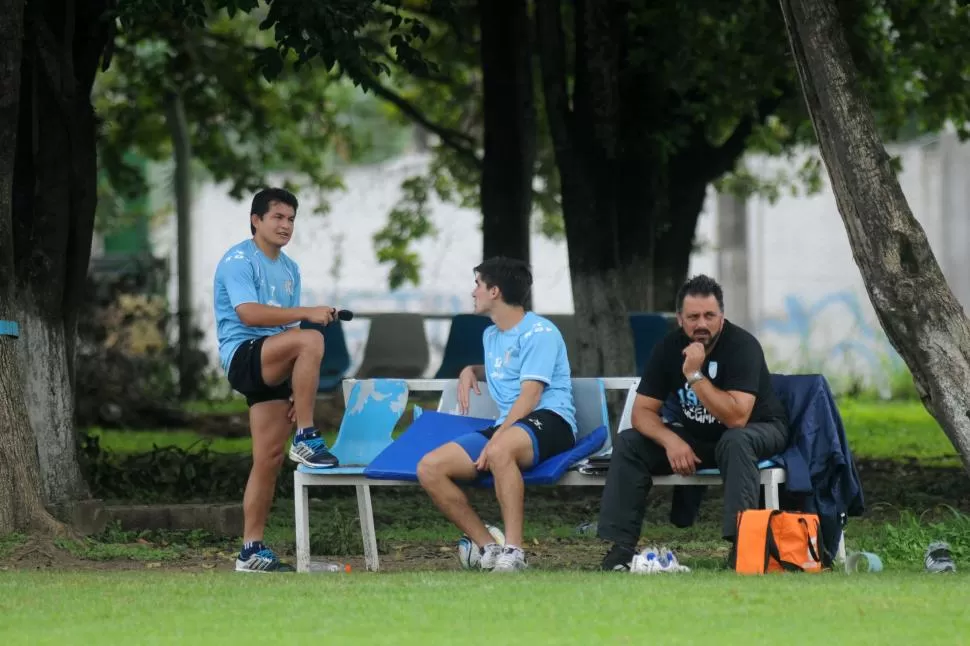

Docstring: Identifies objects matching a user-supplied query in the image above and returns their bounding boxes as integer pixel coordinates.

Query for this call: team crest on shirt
[708,361,718,379]
[283,279,294,296]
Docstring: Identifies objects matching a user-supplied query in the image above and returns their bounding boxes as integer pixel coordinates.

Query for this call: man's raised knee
[297,328,325,358]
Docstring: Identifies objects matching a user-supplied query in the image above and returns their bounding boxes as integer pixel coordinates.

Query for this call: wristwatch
[686,371,705,387]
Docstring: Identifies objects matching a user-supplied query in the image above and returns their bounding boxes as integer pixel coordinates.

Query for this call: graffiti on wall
[759,290,904,390]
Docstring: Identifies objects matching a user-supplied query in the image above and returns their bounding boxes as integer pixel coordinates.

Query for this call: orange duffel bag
[734,509,825,574]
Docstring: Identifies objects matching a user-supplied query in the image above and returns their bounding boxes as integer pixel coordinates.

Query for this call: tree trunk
[8,0,112,509]
[166,91,195,401]
[778,0,970,469]
[0,0,64,536]
[536,0,660,376]
[478,0,536,270]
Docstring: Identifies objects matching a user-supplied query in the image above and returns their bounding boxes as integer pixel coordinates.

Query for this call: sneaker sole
[288,449,338,468]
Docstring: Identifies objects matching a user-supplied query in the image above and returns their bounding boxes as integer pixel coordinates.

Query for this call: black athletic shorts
[454,409,576,467]
[227,336,292,407]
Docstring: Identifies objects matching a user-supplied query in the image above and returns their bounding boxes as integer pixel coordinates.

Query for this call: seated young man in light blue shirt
[417,257,577,573]
[213,187,341,572]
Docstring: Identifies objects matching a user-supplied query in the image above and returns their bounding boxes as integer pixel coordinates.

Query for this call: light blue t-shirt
[483,312,577,436]
[213,239,302,373]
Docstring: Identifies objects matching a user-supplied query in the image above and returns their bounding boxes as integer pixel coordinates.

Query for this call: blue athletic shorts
[453,409,575,468]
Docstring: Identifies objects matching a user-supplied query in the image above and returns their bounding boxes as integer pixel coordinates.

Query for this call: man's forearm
[691,379,748,427]
[632,407,681,448]
[236,303,307,328]
[465,364,485,380]
[496,388,542,433]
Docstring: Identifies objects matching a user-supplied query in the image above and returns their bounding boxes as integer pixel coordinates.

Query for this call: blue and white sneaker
[235,546,294,573]
[288,429,339,468]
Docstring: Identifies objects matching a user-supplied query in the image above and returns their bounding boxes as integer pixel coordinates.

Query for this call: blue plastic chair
[301,320,351,392]
[629,312,675,375]
[433,314,493,379]
[298,379,409,474]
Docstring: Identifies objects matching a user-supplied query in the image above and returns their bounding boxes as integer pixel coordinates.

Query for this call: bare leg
[484,426,534,547]
[259,328,324,429]
[417,444,494,546]
[243,400,293,542]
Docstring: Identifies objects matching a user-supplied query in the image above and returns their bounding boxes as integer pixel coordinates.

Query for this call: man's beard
[692,327,721,349]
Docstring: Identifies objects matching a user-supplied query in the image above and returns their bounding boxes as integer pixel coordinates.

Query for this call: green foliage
[95,3,420,236]
[373,175,436,289]
[365,0,970,285]
[79,433,275,503]
[855,507,970,568]
[76,256,215,427]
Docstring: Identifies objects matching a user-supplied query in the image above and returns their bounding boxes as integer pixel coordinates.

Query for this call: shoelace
[254,548,278,562]
[302,436,329,452]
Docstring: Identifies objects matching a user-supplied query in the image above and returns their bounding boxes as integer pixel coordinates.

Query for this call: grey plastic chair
[355,313,430,379]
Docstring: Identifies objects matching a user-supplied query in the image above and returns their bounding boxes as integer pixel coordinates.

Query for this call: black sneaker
[289,429,339,468]
[601,544,635,571]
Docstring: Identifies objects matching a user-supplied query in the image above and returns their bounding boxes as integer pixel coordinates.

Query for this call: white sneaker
[492,546,528,573]
[630,546,664,574]
[658,546,691,573]
[480,543,503,570]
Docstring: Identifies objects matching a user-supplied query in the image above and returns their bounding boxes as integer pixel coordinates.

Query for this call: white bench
[294,377,790,572]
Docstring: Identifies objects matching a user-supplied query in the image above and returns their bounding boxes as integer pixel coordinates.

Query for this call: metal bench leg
[764,470,781,510]
[294,471,311,573]
[356,484,380,571]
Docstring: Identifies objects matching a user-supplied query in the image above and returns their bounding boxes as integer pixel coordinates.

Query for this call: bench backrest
[436,380,501,418]
[617,377,642,432]
[330,379,410,467]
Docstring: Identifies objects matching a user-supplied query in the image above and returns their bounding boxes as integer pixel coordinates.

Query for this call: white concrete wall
[151,132,970,390]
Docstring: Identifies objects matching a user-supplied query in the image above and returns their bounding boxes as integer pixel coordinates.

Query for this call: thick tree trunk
[779,0,970,469]
[478,0,536,269]
[9,1,112,508]
[0,0,64,536]
[536,0,633,377]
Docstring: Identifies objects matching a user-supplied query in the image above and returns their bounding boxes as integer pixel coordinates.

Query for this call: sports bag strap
[765,510,811,572]
[798,517,822,564]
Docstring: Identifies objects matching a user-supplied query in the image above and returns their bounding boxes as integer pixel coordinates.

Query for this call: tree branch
[360,75,482,169]
[689,81,796,181]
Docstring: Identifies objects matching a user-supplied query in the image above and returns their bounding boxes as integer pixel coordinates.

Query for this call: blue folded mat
[363,410,608,485]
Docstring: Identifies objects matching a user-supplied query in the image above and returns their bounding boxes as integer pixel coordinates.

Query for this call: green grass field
[1,571,967,645]
[4,396,963,645]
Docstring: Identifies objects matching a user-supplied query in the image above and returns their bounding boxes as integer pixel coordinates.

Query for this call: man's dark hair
[250,188,298,235]
[675,274,724,312]
[474,256,532,308]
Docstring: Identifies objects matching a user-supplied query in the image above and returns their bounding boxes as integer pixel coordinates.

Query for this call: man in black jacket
[598,274,790,571]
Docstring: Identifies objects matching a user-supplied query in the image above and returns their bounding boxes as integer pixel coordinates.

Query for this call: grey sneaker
[492,546,528,573]
[925,541,957,573]
[480,543,503,570]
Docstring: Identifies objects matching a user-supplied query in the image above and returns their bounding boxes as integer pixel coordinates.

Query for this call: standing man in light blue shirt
[417,257,576,573]
[213,187,340,572]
